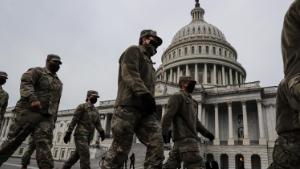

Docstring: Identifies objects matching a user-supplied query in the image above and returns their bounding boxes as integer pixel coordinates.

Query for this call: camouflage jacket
[15,67,62,121]
[67,102,104,138]
[115,45,155,109]
[282,0,300,78]
[0,86,9,123]
[162,90,211,141]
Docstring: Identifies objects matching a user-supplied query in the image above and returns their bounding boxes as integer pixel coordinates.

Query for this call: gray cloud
[0,0,293,109]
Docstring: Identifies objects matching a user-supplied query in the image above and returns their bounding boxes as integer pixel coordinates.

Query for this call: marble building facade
[0,1,278,169]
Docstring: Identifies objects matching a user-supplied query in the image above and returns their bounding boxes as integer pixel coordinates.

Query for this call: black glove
[205,132,215,141]
[162,130,172,144]
[139,93,156,114]
[64,131,72,144]
[99,130,105,141]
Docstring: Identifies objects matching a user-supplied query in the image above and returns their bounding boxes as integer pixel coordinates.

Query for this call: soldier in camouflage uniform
[162,76,215,169]
[21,135,36,169]
[101,30,164,169]
[0,54,63,169]
[62,90,105,169]
[267,1,300,169]
[0,71,9,124]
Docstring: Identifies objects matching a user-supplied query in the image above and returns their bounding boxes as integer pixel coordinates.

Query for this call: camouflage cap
[179,76,196,86]
[87,90,100,98]
[0,71,8,79]
[47,54,62,64]
[140,29,163,47]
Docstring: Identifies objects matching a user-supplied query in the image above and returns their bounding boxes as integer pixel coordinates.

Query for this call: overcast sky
[0,0,293,110]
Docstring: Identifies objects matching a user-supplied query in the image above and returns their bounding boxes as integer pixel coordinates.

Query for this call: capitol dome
[156,0,246,87]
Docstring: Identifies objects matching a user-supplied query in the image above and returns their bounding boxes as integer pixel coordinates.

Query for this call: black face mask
[90,97,98,104]
[0,78,6,85]
[186,82,196,93]
[145,44,157,57]
[48,63,60,73]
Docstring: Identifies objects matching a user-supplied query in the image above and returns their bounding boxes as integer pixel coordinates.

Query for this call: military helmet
[179,76,196,87]
[0,71,8,79]
[47,54,62,64]
[87,90,100,98]
[139,29,163,47]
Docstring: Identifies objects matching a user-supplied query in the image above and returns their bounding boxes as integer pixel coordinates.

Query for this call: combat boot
[20,165,27,169]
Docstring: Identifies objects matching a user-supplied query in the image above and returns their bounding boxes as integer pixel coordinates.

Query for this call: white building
[0,1,278,169]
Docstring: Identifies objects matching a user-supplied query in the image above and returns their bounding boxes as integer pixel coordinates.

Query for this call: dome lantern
[191,0,205,22]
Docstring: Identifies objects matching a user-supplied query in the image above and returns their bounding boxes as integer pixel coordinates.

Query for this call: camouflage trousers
[101,106,164,169]
[21,134,36,167]
[63,136,91,169]
[163,138,204,169]
[267,133,300,169]
[0,109,54,169]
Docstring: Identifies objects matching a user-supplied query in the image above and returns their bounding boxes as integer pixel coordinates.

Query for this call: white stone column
[222,66,226,85]
[242,101,250,145]
[1,118,7,138]
[213,64,217,85]
[170,69,173,83]
[186,65,190,76]
[195,64,199,83]
[228,102,234,145]
[229,68,233,85]
[204,64,208,84]
[214,104,220,145]
[244,154,251,169]
[162,105,166,118]
[240,74,243,84]
[198,102,202,122]
[257,100,267,145]
[4,118,12,138]
[202,106,206,127]
[235,71,238,85]
[177,66,180,83]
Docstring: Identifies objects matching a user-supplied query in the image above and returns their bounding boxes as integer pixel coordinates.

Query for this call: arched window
[178,49,181,56]
[251,154,261,169]
[208,27,211,34]
[220,154,229,169]
[225,50,228,57]
[213,47,216,54]
[173,51,176,58]
[184,47,188,55]
[191,46,195,54]
[206,46,209,54]
[193,27,195,34]
[219,48,222,56]
[235,154,245,169]
[199,46,202,54]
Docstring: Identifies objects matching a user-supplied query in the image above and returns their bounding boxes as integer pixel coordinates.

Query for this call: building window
[213,47,216,54]
[61,149,65,159]
[219,48,222,56]
[206,46,209,54]
[192,27,195,34]
[60,123,63,128]
[54,149,58,158]
[178,49,181,56]
[208,27,211,34]
[173,51,176,58]
[18,148,24,155]
[184,47,188,55]
[225,50,227,57]
[199,46,202,53]
[191,46,195,54]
